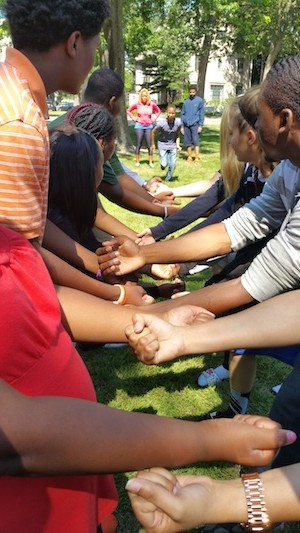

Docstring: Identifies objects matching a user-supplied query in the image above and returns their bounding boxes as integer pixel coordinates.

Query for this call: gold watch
[240,472,272,531]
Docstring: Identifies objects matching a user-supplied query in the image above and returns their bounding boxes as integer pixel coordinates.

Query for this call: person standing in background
[181,85,204,164]
[127,88,161,168]
[151,105,181,181]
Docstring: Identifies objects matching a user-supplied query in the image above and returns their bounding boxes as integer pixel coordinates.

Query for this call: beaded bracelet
[113,284,127,305]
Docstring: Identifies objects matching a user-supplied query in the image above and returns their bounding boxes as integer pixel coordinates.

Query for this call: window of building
[237,58,244,73]
[210,84,224,101]
[236,84,243,96]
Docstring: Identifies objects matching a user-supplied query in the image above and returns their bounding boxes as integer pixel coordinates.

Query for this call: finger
[126,477,179,516]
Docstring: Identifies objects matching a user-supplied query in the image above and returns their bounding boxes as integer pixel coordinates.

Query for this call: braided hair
[67,103,115,142]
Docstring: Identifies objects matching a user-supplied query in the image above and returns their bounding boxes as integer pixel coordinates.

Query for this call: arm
[127,103,138,122]
[151,126,157,153]
[151,103,161,122]
[124,290,300,364]
[99,179,178,218]
[95,204,137,240]
[170,171,220,197]
[0,378,292,476]
[126,462,300,531]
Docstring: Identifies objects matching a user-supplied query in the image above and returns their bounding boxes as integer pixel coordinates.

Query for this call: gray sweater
[224,160,300,302]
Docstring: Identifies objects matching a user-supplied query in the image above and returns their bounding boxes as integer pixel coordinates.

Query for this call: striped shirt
[0,48,49,241]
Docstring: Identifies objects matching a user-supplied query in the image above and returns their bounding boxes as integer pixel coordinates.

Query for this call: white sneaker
[149,162,154,168]
[271,383,282,394]
[198,367,230,387]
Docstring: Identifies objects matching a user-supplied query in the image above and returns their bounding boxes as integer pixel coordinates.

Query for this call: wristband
[113,284,127,305]
[240,473,272,531]
[142,180,148,189]
[163,205,168,219]
[96,268,103,279]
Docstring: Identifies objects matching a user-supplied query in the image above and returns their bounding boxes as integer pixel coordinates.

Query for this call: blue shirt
[154,117,181,150]
[181,95,204,127]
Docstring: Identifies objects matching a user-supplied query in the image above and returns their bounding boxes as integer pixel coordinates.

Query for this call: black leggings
[135,128,152,155]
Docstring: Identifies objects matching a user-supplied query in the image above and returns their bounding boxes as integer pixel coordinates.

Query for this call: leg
[165,149,177,181]
[144,129,154,168]
[191,125,200,163]
[135,128,144,166]
[159,149,168,172]
[183,127,193,162]
[270,353,300,468]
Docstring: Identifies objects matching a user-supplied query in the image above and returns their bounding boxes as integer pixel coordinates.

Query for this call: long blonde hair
[220,101,244,195]
[138,88,151,104]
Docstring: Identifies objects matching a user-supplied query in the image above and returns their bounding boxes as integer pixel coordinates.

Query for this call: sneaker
[186,156,193,163]
[194,157,200,164]
[135,162,140,167]
[149,162,154,168]
[198,367,229,387]
[271,383,282,394]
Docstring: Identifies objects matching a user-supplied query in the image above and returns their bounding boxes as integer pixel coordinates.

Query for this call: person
[151,104,181,181]
[181,85,204,163]
[48,121,184,301]
[1,224,293,532]
[127,88,161,168]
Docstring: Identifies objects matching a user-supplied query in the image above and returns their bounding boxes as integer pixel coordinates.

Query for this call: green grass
[82,121,299,532]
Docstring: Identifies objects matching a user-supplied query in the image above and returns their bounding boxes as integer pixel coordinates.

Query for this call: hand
[127,468,215,533]
[180,127,184,135]
[208,415,296,466]
[136,229,155,246]
[165,204,181,216]
[154,191,177,204]
[150,144,156,153]
[96,236,145,276]
[177,145,181,151]
[145,176,163,194]
[198,126,202,134]
[125,307,215,364]
[124,283,155,306]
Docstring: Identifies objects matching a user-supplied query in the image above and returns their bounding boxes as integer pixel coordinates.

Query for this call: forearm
[172,173,220,198]
[206,464,300,525]
[170,290,300,355]
[39,246,121,302]
[95,207,137,239]
[143,222,232,264]
[43,218,99,274]
[118,173,155,202]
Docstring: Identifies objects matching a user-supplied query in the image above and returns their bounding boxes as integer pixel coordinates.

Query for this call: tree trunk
[108,0,133,152]
[196,33,212,98]
[261,38,282,80]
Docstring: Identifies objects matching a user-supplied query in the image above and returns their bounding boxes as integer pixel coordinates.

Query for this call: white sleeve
[241,200,300,301]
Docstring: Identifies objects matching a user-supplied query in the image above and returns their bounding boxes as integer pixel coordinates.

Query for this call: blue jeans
[159,148,177,181]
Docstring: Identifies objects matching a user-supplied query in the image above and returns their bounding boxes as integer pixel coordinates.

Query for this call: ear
[278,109,293,132]
[247,128,257,146]
[108,96,116,112]
[66,31,82,59]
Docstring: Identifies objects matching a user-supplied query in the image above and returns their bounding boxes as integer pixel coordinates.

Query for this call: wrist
[113,284,127,305]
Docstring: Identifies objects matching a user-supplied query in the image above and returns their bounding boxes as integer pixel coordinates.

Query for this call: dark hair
[49,125,99,237]
[83,68,124,105]
[263,55,300,121]
[189,85,197,91]
[4,0,110,52]
[67,102,115,142]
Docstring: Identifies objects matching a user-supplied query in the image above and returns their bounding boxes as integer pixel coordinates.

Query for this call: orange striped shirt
[0,48,49,241]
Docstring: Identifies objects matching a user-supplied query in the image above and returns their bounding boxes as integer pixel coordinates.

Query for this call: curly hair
[49,124,99,237]
[83,68,124,105]
[263,55,300,122]
[138,88,151,104]
[66,102,115,142]
[4,0,110,52]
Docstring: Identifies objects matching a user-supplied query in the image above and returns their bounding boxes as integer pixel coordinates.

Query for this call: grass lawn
[80,120,298,532]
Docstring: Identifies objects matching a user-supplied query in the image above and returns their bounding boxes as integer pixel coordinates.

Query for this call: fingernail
[285,430,297,445]
[125,478,142,493]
